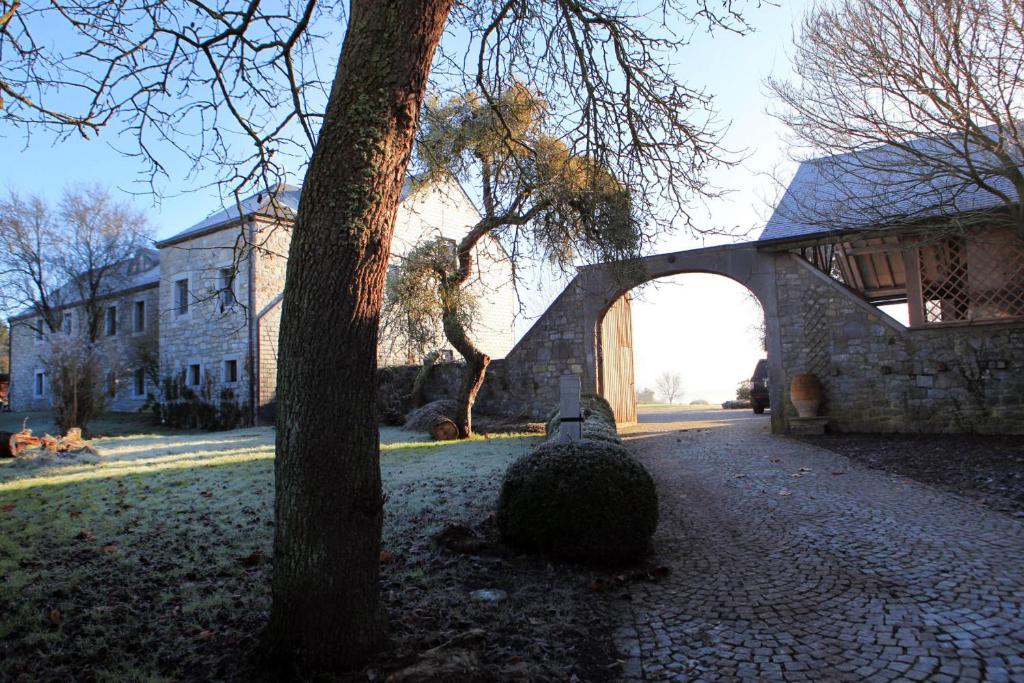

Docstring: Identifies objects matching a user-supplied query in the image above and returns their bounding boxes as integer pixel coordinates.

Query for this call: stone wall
[775,254,1024,434]
[8,284,161,412]
[158,222,256,410]
[460,247,1024,434]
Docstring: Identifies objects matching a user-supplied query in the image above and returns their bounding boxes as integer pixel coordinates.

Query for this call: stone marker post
[559,374,583,442]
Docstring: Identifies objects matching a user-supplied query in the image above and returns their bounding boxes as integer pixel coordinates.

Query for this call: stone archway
[577,243,785,432]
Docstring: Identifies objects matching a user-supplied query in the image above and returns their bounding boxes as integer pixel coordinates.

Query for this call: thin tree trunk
[442,303,489,439]
[265,0,452,672]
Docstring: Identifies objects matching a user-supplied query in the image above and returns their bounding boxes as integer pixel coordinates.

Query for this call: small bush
[496,439,658,565]
[155,375,248,430]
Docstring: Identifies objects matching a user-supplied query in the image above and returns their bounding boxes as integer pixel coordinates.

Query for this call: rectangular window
[62,312,73,336]
[175,279,189,316]
[35,321,43,341]
[133,368,146,397]
[134,300,146,333]
[105,306,117,336]
[219,268,235,312]
[33,371,45,398]
[188,364,202,387]
[223,358,238,384]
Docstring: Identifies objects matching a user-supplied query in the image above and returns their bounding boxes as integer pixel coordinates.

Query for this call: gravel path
[615,407,1024,682]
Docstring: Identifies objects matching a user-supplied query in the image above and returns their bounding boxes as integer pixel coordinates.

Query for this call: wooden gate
[599,294,637,424]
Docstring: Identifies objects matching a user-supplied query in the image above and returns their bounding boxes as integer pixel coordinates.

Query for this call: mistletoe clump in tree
[391,85,640,437]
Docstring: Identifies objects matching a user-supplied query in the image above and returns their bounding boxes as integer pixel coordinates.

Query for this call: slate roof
[759,132,1023,242]
[157,185,302,246]
[9,248,160,321]
[158,177,425,246]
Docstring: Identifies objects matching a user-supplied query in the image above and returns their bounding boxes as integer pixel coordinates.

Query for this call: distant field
[637,403,722,412]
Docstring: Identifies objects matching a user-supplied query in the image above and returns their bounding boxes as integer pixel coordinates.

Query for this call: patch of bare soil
[796,432,1024,516]
[365,516,622,682]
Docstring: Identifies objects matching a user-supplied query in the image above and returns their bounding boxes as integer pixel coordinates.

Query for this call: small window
[134,300,146,333]
[188,364,202,387]
[175,279,189,316]
[219,268,235,312]
[62,312,73,336]
[133,368,146,397]
[223,359,238,384]
[33,371,45,398]
[35,322,43,341]
[105,306,117,336]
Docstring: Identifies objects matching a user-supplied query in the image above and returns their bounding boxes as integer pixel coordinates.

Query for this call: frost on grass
[0,419,613,680]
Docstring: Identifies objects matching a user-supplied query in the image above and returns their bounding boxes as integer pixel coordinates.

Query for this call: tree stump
[431,417,459,441]
[0,431,36,458]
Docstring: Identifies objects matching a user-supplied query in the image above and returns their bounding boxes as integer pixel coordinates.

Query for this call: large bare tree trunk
[266,0,452,672]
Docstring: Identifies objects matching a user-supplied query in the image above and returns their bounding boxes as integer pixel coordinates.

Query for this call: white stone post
[559,374,583,442]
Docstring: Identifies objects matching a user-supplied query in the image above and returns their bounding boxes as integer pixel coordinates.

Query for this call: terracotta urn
[790,373,823,418]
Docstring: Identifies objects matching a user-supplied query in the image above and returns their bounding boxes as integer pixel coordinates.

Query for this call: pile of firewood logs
[0,423,95,458]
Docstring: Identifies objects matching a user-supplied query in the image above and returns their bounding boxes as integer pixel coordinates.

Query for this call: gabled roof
[9,248,161,321]
[157,177,431,247]
[157,185,302,247]
[759,131,1023,242]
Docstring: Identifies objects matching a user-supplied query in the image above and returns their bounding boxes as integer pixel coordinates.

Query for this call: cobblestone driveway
[614,407,1024,682]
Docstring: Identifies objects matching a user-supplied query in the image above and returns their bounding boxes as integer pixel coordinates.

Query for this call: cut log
[1,432,17,458]
[431,417,459,441]
[1,430,39,457]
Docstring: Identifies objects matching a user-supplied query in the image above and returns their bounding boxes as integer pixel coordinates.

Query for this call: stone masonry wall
[158,224,254,409]
[8,285,161,412]
[462,249,1024,434]
[774,254,1024,434]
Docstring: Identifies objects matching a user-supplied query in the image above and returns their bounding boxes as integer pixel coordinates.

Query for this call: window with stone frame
[133,368,146,397]
[223,358,238,385]
[175,279,190,316]
[105,306,118,336]
[219,267,236,313]
[133,300,146,333]
[187,363,202,387]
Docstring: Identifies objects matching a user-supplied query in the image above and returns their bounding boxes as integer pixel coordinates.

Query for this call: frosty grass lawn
[0,412,541,680]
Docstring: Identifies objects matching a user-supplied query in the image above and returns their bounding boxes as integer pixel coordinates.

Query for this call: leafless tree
[656,371,684,404]
[767,0,1024,238]
[0,187,151,341]
[1,0,759,671]
[0,320,9,374]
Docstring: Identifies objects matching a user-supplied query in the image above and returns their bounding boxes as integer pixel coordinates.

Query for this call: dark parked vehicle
[750,359,769,414]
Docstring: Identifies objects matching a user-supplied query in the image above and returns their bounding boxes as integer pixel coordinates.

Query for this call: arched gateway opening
[576,243,785,433]
[597,274,767,424]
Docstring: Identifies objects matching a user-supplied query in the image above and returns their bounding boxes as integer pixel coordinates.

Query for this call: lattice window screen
[917,229,1024,324]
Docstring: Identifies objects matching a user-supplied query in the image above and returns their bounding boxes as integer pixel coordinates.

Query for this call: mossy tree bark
[266,0,452,672]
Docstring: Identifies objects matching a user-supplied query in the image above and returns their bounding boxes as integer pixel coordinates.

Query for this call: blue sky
[1,1,813,402]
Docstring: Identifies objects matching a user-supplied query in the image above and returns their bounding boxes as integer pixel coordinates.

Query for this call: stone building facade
[8,251,162,412]
[7,179,516,419]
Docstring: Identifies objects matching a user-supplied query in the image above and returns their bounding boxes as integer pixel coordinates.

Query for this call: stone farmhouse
[7,178,516,421]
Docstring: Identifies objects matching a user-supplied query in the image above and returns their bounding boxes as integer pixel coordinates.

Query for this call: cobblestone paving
[614,408,1024,682]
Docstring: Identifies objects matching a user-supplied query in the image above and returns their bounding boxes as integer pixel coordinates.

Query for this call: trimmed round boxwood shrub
[544,394,621,444]
[497,439,658,565]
